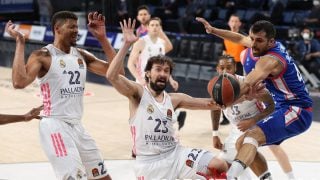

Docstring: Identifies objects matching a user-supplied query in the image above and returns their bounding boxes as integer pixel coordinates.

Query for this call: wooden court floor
[0,67,319,164]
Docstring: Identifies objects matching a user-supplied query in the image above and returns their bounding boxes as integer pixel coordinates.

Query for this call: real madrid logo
[78,58,84,69]
[59,59,66,68]
[147,104,154,114]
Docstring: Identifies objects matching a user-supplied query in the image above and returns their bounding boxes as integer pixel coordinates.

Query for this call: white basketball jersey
[223,75,265,126]
[130,87,178,156]
[137,35,165,82]
[38,44,87,123]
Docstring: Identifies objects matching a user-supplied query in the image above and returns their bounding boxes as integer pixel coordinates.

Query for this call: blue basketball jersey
[242,41,312,109]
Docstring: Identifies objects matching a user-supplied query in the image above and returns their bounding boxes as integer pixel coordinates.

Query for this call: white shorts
[218,127,253,180]
[219,127,243,163]
[39,118,108,180]
[134,145,215,180]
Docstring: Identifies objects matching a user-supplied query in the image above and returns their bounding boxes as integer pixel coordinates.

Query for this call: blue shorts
[257,106,312,145]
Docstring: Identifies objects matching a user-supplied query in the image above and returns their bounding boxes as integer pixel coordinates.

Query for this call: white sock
[259,171,272,180]
[227,160,246,179]
[286,171,295,180]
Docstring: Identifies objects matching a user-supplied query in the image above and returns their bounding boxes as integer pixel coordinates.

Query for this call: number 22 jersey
[38,44,86,122]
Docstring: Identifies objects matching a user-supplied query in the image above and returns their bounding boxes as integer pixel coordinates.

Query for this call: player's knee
[244,127,266,146]
[235,134,245,151]
[209,157,228,172]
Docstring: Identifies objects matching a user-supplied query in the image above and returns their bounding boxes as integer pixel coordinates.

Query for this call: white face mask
[302,33,311,40]
[313,0,320,6]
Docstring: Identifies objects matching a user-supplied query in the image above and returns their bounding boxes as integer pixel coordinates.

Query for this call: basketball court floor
[0,67,319,179]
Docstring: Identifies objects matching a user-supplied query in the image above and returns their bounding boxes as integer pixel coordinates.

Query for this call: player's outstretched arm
[211,110,223,150]
[239,55,282,98]
[0,105,43,125]
[87,12,116,60]
[5,21,42,88]
[158,28,173,53]
[237,90,275,131]
[170,93,220,110]
[106,18,141,97]
[196,17,252,48]
[169,76,179,91]
[84,12,125,77]
[127,39,145,84]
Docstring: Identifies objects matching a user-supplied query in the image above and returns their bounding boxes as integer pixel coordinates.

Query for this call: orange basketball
[207,73,240,106]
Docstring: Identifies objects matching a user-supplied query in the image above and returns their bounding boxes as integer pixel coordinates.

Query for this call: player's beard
[150,80,167,94]
[252,47,268,57]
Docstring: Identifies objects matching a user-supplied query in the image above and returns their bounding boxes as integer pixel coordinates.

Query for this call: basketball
[207,73,240,106]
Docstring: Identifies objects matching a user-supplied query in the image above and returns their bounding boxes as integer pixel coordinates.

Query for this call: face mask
[313,0,320,6]
[302,33,311,40]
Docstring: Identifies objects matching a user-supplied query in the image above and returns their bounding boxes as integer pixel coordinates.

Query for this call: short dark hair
[250,20,276,39]
[51,11,78,35]
[137,5,150,14]
[229,14,241,21]
[144,55,174,82]
[217,55,236,65]
[146,17,162,26]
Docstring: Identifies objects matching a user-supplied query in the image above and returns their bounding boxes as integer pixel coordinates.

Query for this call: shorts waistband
[136,147,176,162]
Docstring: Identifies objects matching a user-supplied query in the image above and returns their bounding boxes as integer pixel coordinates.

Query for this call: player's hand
[208,99,222,110]
[138,77,146,86]
[237,118,256,132]
[87,12,106,40]
[5,20,25,43]
[212,136,223,150]
[195,17,214,34]
[120,18,139,45]
[169,78,179,91]
[248,81,265,99]
[23,105,43,121]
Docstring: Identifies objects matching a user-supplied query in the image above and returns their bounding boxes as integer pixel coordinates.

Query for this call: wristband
[212,130,219,136]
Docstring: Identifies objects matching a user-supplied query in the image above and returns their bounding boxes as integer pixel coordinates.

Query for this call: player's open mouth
[156,80,166,85]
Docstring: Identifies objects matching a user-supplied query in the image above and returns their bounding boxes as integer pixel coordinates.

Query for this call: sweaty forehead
[152,63,170,69]
[249,30,267,39]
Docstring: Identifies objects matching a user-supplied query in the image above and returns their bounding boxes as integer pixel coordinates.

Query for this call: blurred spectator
[178,0,208,33]
[249,0,287,25]
[297,26,320,79]
[136,5,151,37]
[154,0,178,21]
[116,0,129,21]
[37,0,53,26]
[223,14,246,75]
[304,0,320,27]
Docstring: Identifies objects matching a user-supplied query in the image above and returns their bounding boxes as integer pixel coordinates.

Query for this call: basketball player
[132,10,187,138]
[211,55,296,179]
[0,105,42,125]
[128,17,175,87]
[135,5,188,129]
[106,18,228,179]
[5,11,119,179]
[197,18,312,179]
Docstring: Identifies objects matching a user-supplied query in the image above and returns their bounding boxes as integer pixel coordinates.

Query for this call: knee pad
[243,137,259,148]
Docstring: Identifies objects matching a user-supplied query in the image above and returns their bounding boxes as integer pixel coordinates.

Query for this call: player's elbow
[106,71,117,82]
[12,81,27,89]
[166,45,173,53]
